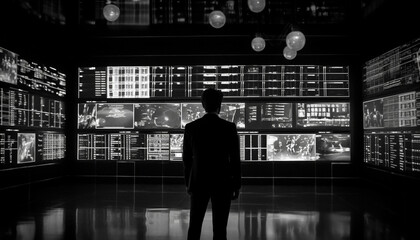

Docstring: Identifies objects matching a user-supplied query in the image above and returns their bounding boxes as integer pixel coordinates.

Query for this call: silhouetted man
[183,88,241,240]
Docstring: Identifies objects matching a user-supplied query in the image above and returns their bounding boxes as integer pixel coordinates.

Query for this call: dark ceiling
[0,0,418,67]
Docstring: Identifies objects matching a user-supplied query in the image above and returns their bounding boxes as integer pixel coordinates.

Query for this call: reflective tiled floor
[0,180,419,240]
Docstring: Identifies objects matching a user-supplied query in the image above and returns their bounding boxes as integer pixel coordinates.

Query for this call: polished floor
[0,180,419,240]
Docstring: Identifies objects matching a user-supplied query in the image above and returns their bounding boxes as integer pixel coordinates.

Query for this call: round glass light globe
[283,46,297,60]
[248,0,266,13]
[251,37,266,52]
[103,4,120,22]
[209,10,226,29]
[286,31,306,51]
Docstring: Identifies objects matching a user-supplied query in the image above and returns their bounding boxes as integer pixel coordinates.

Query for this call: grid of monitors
[363,91,420,129]
[78,64,350,163]
[363,37,420,175]
[0,131,66,166]
[77,132,351,162]
[363,37,420,96]
[77,102,350,130]
[78,65,349,99]
[0,46,66,168]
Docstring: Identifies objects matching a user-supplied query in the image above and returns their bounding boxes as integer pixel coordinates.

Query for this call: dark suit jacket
[183,113,241,193]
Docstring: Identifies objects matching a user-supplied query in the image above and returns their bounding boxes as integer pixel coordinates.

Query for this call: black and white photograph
[96,103,134,129]
[316,134,351,161]
[17,133,36,164]
[267,134,316,161]
[134,103,181,129]
[0,47,17,85]
[147,134,170,160]
[363,99,384,128]
[78,103,98,129]
[170,134,184,161]
[3,1,420,240]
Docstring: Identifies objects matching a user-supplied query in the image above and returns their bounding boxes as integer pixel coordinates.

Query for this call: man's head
[201,88,223,113]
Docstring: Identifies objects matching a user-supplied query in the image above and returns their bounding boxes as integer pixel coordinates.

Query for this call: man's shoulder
[185,116,236,128]
[214,117,237,132]
[184,118,202,129]
[221,118,236,127]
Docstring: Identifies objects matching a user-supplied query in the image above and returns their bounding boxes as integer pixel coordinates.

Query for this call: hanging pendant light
[251,37,266,52]
[248,0,266,13]
[286,31,306,51]
[283,46,297,60]
[103,4,120,22]
[209,10,226,29]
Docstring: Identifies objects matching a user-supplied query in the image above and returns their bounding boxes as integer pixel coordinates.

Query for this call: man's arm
[182,124,193,191]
